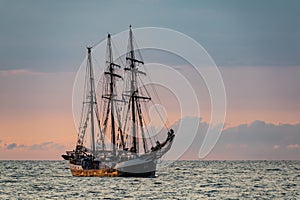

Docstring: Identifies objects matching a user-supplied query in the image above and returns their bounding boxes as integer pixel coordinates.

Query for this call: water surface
[0,160,299,199]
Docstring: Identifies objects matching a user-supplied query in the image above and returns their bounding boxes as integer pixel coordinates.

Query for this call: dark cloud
[2,141,65,151]
[210,121,300,160]
[6,143,17,150]
[221,120,300,146]
[0,0,299,72]
[29,142,65,151]
[172,118,300,160]
[18,144,26,148]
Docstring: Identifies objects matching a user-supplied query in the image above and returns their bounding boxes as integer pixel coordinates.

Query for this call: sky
[0,0,299,160]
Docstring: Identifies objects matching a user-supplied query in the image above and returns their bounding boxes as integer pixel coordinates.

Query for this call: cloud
[29,141,65,151]
[211,120,300,159]
[1,0,300,72]
[1,141,65,151]
[286,144,300,149]
[1,119,300,160]
[6,143,17,150]
[220,120,300,145]
[172,118,300,160]
[165,116,209,160]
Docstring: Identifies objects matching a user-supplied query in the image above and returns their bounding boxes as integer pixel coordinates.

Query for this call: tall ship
[62,26,175,177]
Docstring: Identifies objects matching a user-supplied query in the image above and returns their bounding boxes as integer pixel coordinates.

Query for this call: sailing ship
[62,26,175,177]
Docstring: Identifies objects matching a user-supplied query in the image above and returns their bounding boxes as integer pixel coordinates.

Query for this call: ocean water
[0,160,299,199]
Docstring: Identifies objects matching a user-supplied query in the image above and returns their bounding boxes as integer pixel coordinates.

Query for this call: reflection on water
[0,160,299,199]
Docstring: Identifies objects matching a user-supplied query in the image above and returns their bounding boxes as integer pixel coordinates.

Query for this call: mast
[108,34,116,157]
[129,25,138,153]
[124,25,150,153]
[121,25,152,154]
[102,34,123,157]
[87,47,96,155]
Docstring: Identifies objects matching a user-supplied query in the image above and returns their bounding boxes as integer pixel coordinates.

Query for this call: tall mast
[108,34,116,157]
[129,25,137,153]
[102,34,123,156]
[124,25,149,154]
[87,47,96,155]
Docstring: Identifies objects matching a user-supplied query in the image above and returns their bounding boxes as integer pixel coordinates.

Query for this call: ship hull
[116,157,157,178]
[68,156,157,178]
[117,170,155,178]
[69,164,118,177]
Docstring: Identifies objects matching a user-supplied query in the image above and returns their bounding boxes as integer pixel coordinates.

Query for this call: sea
[0,160,299,199]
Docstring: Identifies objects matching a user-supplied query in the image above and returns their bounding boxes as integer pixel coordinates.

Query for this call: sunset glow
[0,1,299,160]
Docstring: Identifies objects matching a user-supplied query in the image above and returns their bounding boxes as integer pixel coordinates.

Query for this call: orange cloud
[286,144,300,149]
